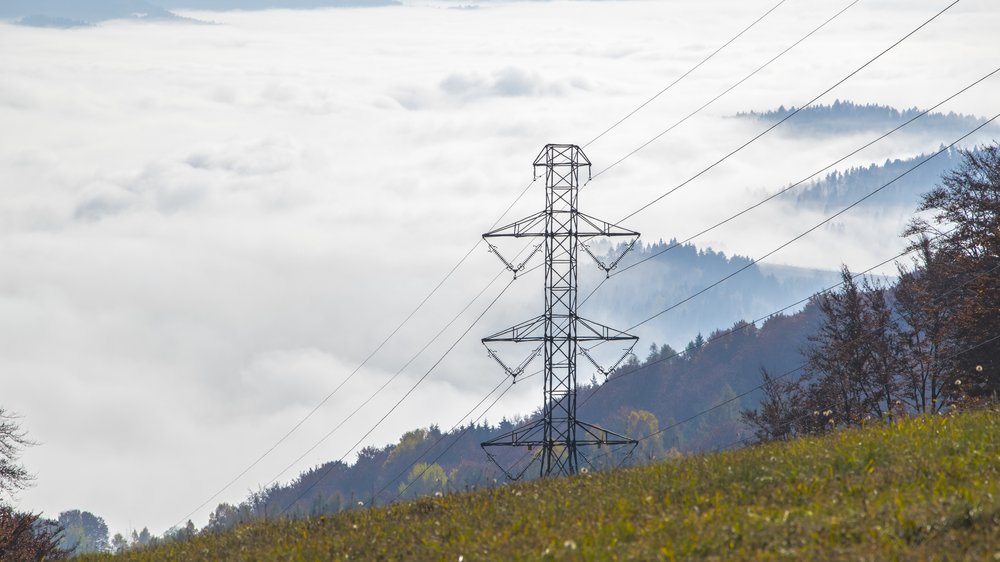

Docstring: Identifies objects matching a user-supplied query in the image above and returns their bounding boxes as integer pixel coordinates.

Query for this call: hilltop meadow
[80,409,1000,561]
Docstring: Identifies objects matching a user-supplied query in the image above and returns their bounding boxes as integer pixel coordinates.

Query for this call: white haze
[1,0,998,535]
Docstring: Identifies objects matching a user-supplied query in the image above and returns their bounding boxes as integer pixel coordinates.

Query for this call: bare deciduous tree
[0,409,34,501]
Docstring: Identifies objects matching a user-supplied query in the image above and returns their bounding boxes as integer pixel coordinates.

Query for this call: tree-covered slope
[784,147,967,212]
[584,239,840,350]
[736,100,990,136]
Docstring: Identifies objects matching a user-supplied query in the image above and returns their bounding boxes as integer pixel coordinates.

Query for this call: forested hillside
[785,147,966,212]
[585,239,840,348]
[736,100,990,136]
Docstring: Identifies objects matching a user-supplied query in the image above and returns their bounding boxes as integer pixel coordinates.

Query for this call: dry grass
[84,410,1000,561]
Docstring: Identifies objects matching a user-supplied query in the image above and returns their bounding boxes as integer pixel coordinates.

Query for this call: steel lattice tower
[481,144,640,479]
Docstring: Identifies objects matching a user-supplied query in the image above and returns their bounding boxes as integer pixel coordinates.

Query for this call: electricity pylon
[481,144,640,479]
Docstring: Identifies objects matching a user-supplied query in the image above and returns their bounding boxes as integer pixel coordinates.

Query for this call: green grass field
[86,410,1000,561]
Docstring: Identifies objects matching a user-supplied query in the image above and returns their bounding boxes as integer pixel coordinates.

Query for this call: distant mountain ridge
[584,239,842,350]
[156,0,398,8]
[735,100,990,136]
[785,147,967,212]
[0,0,184,26]
[0,0,397,27]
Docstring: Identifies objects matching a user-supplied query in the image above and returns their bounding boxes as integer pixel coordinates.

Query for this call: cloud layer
[0,0,997,536]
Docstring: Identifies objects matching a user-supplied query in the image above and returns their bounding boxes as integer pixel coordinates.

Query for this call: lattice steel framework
[481,144,640,479]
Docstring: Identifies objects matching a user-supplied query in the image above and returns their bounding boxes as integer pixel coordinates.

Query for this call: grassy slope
[88,410,1000,561]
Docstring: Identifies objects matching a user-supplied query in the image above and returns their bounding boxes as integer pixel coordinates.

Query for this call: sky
[1,0,998,537]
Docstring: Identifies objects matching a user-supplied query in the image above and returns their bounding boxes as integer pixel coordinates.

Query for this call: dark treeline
[736,100,989,136]
[743,144,1000,441]
[789,147,966,212]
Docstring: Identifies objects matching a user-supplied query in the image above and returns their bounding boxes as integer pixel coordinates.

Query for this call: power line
[172,178,536,527]
[279,1,971,507]
[279,275,517,515]
[577,268,1000,470]
[375,250,997,496]
[261,268,509,491]
[184,0,965,524]
[633,262,1000,445]
[442,176,980,490]
[387,377,516,503]
[586,0,859,173]
[381,0,885,491]
[578,65,1000,309]
[345,0,968,499]
[372,368,544,507]
[683,331,1000,452]
[174,178,537,527]
[621,112,998,334]
[229,0,881,514]
[254,0,826,504]
[254,253,550,519]
[582,0,791,149]
[574,228,956,413]
[371,53,990,501]
[575,110,1000,411]
[604,0,961,215]
[585,321,1000,466]
[540,3,972,444]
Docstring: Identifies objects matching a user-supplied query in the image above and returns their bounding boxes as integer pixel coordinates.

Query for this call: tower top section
[533,144,592,170]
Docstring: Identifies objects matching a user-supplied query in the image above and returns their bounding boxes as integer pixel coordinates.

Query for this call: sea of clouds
[1,0,997,534]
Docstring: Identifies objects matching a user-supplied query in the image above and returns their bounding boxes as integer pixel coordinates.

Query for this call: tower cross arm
[576,213,640,239]
[577,213,640,275]
[575,316,639,342]
[482,315,547,343]
[483,210,547,238]
[533,144,592,169]
[483,211,547,274]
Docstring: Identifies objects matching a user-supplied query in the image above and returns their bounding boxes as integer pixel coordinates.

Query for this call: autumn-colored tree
[625,409,663,460]
[0,507,64,561]
[803,269,905,424]
[0,409,66,560]
[397,463,448,499]
[740,368,806,442]
[905,144,1000,397]
[0,409,32,501]
[894,239,964,412]
[57,509,109,554]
